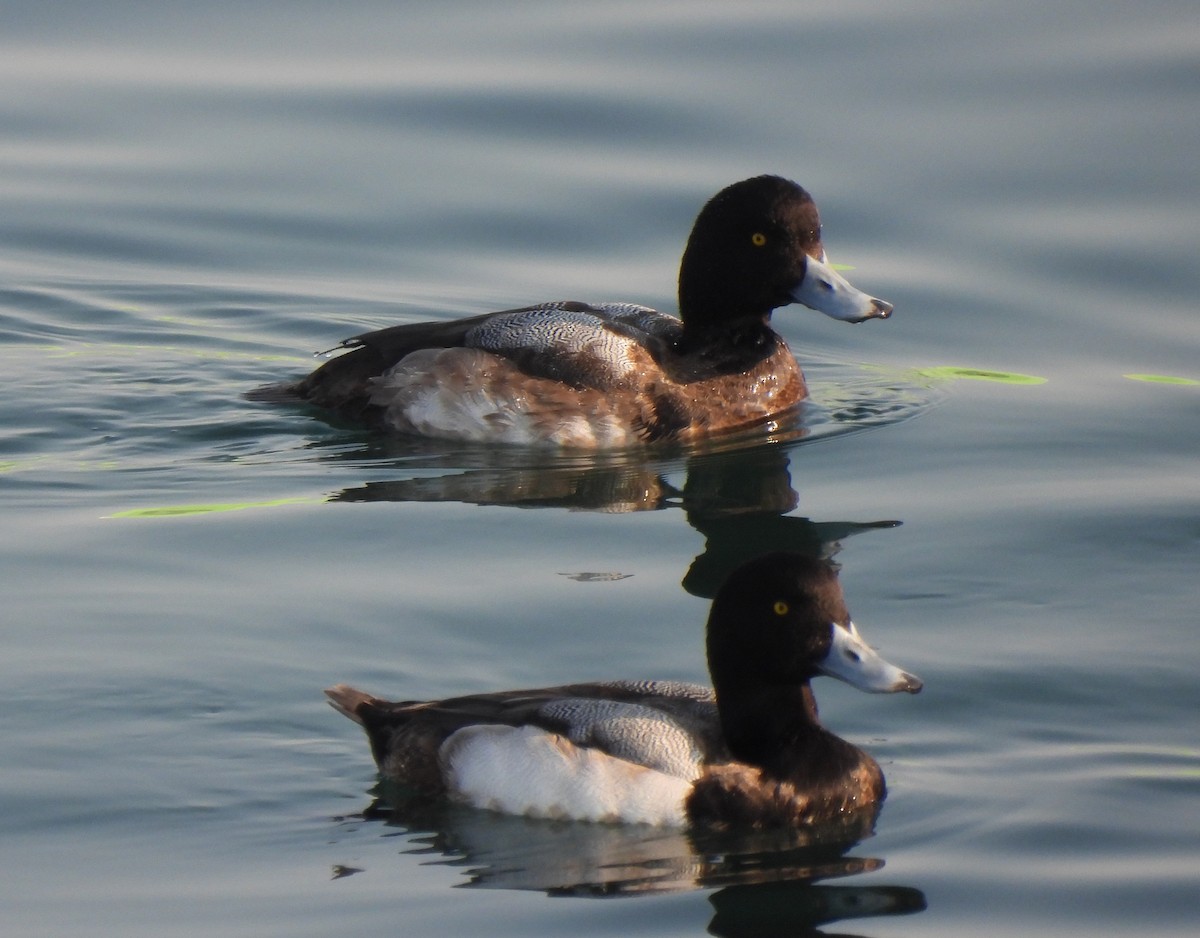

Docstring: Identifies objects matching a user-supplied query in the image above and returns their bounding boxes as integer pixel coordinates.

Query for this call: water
[2,1,1197,935]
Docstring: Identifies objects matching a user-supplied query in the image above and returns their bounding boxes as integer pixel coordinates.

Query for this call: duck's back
[464,302,682,388]
[326,680,725,823]
[374,303,691,446]
[282,300,804,447]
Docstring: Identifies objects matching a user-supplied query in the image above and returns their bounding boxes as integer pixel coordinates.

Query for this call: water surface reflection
[329,443,900,596]
[333,793,925,935]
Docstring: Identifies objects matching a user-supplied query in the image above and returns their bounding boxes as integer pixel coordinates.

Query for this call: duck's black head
[705,552,921,765]
[677,176,893,338]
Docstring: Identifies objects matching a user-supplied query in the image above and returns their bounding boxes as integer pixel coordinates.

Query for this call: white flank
[440,724,692,826]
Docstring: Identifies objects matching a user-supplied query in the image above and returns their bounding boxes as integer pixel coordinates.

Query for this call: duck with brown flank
[262,176,892,447]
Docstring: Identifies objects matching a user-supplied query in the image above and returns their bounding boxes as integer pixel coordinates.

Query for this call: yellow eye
[751,232,767,247]
[773,600,789,616]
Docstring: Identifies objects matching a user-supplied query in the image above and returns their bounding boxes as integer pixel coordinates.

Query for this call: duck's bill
[790,254,893,323]
[819,621,922,694]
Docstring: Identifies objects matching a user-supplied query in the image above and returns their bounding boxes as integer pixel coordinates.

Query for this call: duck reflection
[671,447,898,598]
[333,795,924,932]
[707,879,926,937]
[329,443,899,595]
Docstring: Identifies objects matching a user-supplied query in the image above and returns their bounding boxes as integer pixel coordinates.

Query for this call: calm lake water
[2,1,1197,935]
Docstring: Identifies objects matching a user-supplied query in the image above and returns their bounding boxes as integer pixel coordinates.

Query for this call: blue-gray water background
[2,2,1197,936]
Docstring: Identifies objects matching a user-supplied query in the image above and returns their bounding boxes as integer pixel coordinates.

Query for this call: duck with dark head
[326,552,921,829]
[258,176,892,447]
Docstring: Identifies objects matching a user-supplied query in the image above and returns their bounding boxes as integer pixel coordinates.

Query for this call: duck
[268,175,893,447]
[325,552,922,828]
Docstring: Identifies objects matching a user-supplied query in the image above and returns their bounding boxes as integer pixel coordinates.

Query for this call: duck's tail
[324,684,378,725]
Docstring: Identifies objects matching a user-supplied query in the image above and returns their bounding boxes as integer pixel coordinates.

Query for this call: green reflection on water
[110,496,322,518]
[1122,373,1199,386]
[917,366,1047,385]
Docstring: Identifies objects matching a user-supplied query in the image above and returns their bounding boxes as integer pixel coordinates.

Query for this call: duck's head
[678,176,893,331]
[706,552,922,703]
